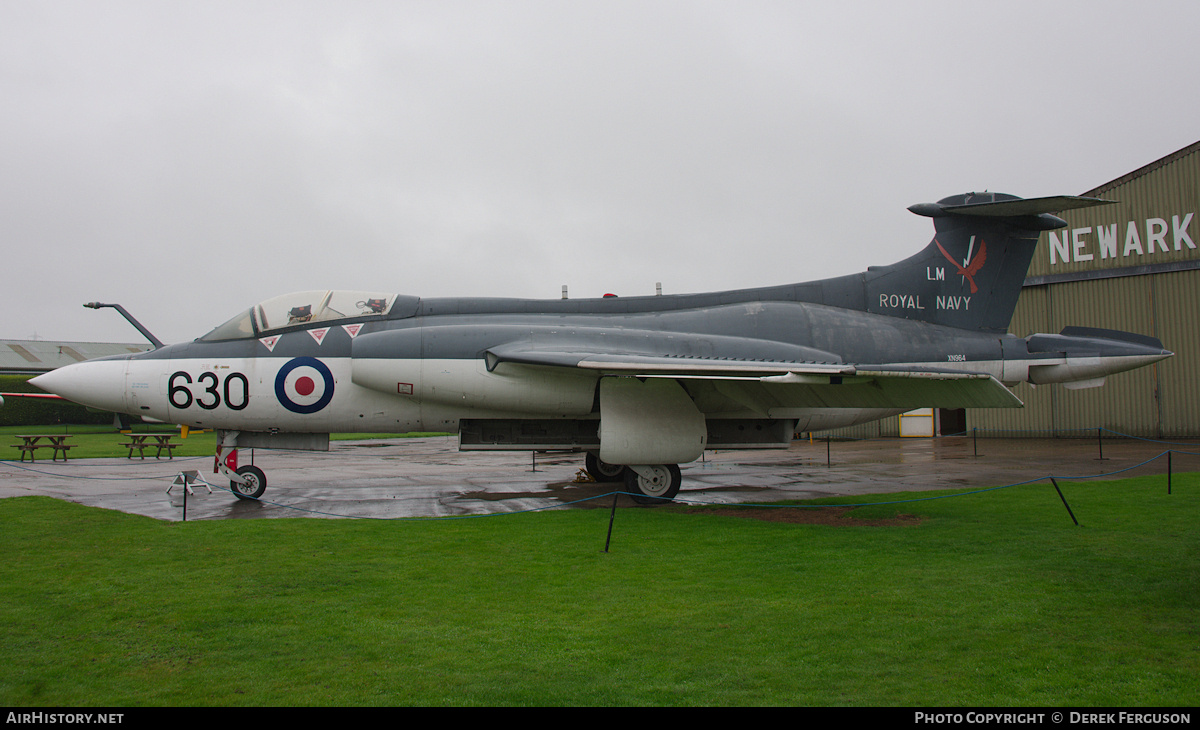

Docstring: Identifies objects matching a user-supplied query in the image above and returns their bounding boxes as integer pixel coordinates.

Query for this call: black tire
[624,464,682,505]
[585,452,625,482]
[231,465,267,500]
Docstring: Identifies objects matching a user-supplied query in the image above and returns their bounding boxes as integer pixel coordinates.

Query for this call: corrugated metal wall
[816,418,897,440]
[971,142,1200,438]
[1026,146,1200,279]
[1154,271,1200,437]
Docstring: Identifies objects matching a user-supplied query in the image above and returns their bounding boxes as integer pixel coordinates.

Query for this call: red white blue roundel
[275,357,335,414]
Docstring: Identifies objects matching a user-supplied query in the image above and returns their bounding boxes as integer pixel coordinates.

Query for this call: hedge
[0,374,114,427]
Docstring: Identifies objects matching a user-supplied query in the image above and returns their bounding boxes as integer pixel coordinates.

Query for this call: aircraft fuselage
[27,192,1175,502]
[33,296,1168,435]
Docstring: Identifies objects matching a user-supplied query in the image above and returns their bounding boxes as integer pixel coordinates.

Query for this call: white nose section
[29,359,129,413]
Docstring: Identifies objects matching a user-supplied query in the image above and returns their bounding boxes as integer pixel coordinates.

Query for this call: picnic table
[11,434,74,462]
[120,433,179,460]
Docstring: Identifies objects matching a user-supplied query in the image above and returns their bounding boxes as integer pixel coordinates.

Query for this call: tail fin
[864,193,1113,332]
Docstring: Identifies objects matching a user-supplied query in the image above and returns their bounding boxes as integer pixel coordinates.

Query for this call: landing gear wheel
[231,465,267,500]
[624,464,682,505]
[585,452,625,482]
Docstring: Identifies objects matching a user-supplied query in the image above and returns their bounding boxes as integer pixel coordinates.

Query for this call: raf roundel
[275,357,335,414]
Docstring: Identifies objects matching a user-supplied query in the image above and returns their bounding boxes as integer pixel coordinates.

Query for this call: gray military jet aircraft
[30,192,1172,503]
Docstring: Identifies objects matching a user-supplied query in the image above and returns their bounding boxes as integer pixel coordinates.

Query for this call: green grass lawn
[0,473,1196,706]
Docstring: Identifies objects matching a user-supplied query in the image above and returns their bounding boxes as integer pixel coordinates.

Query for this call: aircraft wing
[485,342,1022,411]
[486,345,851,376]
[750,367,1021,410]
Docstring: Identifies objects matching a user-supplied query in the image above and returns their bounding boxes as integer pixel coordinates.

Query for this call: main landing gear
[584,453,683,505]
[585,452,625,481]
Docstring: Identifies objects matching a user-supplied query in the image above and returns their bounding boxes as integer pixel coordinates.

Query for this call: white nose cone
[29,359,129,413]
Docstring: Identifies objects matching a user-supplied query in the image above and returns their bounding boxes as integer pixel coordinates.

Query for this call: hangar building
[835,140,1200,439]
[1,340,151,375]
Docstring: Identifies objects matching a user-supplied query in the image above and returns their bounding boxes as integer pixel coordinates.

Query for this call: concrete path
[0,434,1193,521]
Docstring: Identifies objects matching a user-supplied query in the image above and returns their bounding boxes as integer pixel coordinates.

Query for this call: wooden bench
[12,443,42,462]
[120,438,150,459]
[12,435,74,462]
[121,434,177,459]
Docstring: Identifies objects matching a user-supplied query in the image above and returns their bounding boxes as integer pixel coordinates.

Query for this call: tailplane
[864,193,1113,332]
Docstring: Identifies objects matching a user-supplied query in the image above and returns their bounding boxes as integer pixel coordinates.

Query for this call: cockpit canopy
[200,290,415,341]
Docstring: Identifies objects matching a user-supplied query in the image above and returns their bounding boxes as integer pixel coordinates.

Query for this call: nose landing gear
[215,430,268,501]
[231,465,267,500]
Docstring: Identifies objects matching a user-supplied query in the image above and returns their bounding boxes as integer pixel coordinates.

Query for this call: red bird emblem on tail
[935,238,987,294]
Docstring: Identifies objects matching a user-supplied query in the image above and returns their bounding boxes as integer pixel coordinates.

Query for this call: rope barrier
[0,455,208,481]
[808,426,1200,445]
[1097,427,1200,447]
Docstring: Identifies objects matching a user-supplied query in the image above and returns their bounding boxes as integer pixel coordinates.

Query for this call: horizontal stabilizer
[941,195,1114,217]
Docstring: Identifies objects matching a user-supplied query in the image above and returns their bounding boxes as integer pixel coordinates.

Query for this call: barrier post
[1049,477,1079,526]
[603,493,618,553]
[1168,451,1173,495]
[1096,427,1107,461]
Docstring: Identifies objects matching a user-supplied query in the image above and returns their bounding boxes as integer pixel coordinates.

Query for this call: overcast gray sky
[4,0,1198,344]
